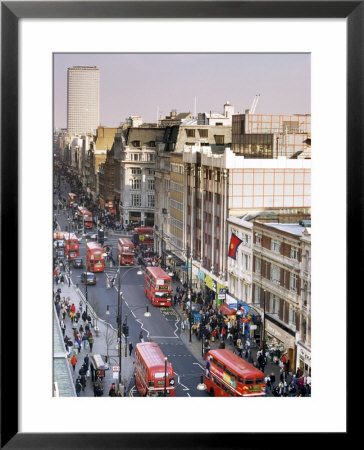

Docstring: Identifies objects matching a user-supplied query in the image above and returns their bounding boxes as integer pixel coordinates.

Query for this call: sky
[53,53,310,129]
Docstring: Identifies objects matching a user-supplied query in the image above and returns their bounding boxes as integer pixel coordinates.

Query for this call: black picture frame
[1,1,357,448]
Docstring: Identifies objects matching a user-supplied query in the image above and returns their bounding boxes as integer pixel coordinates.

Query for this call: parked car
[81,272,96,285]
[73,258,83,268]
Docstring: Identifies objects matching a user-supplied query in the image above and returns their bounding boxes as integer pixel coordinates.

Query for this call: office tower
[67,66,100,134]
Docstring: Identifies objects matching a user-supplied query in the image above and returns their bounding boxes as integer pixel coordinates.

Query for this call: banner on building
[228,233,243,259]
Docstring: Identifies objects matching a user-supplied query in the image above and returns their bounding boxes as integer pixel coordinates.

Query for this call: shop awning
[218,303,237,316]
[169,252,185,266]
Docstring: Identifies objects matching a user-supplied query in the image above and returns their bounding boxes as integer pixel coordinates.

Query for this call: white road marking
[193,362,204,370]
[174,371,190,391]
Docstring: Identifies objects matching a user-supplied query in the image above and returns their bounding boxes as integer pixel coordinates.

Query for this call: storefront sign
[205,275,225,294]
[265,319,295,348]
[217,294,226,300]
[197,270,205,281]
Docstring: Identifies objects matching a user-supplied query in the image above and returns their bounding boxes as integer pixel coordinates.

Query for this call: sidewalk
[170,280,283,397]
[54,274,135,397]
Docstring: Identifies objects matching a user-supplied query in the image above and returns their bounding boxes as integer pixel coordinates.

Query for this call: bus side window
[238,376,244,383]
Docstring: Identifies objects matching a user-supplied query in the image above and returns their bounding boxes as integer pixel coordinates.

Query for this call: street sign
[217,294,226,300]
[219,288,226,294]
[112,364,120,379]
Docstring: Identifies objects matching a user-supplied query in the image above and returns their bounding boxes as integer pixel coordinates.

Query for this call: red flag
[228,233,243,259]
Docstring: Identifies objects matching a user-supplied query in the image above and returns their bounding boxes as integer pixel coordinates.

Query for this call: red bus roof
[136,342,173,374]
[78,206,92,214]
[86,242,104,252]
[134,227,153,234]
[118,238,133,246]
[207,349,265,378]
[146,266,171,280]
[64,233,78,241]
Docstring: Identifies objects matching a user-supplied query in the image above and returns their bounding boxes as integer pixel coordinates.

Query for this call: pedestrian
[79,300,83,314]
[80,373,87,391]
[60,274,65,285]
[76,336,82,354]
[264,374,271,392]
[67,337,74,355]
[70,354,77,372]
[270,373,276,391]
[139,331,143,342]
[123,385,127,397]
[129,342,133,356]
[75,377,82,397]
[88,333,94,352]
[56,302,61,317]
[60,319,66,336]
[70,303,76,322]
[108,383,116,397]
[61,304,66,320]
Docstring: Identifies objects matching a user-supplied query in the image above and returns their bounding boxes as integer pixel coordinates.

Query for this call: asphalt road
[54,179,206,397]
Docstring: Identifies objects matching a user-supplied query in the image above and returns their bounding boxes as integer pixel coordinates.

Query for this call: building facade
[67,66,100,135]
[232,113,311,159]
[252,222,310,374]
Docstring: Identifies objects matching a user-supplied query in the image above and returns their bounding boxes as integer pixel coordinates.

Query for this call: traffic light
[122,325,129,337]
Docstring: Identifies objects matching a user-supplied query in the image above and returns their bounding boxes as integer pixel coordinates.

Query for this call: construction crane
[247,94,260,114]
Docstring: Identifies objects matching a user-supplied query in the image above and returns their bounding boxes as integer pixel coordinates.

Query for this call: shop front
[296,342,311,376]
[264,316,296,372]
[204,274,227,308]
[225,293,258,340]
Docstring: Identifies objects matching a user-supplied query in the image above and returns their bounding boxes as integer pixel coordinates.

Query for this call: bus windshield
[155,292,171,299]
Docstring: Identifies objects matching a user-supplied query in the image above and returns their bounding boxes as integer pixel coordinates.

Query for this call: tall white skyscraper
[67,66,100,134]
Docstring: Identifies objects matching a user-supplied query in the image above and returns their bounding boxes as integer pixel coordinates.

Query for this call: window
[289,304,296,326]
[290,273,298,292]
[215,135,224,145]
[132,153,141,161]
[131,179,141,190]
[146,153,155,162]
[149,141,156,147]
[147,195,155,208]
[199,129,208,138]
[253,286,260,304]
[255,233,262,246]
[131,168,141,175]
[271,239,281,253]
[271,264,280,284]
[255,257,261,275]
[186,129,195,137]
[290,246,299,260]
[271,294,280,315]
[147,179,155,190]
[131,194,141,207]
[133,140,141,147]
[146,168,154,175]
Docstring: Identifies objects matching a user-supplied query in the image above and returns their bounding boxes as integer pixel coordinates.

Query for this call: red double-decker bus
[133,227,154,248]
[77,206,93,229]
[117,238,134,265]
[204,349,266,397]
[64,232,80,260]
[144,266,172,307]
[134,342,175,397]
[68,193,77,207]
[86,242,105,272]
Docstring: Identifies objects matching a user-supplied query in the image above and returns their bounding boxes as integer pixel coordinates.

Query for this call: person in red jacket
[70,355,77,372]
[70,303,76,322]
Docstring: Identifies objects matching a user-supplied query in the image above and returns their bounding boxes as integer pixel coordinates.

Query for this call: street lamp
[164,357,168,396]
[123,306,151,357]
[197,375,206,391]
[105,263,143,389]
[262,289,266,370]
[85,238,88,317]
